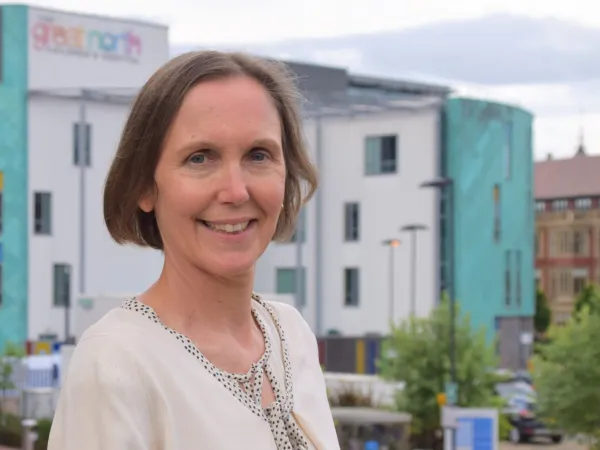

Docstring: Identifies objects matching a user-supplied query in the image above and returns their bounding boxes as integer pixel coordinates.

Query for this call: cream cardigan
[48,299,340,450]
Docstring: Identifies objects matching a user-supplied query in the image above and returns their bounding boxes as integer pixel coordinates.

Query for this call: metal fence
[2,360,57,398]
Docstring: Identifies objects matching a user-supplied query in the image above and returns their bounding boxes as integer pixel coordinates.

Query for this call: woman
[48,51,339,450]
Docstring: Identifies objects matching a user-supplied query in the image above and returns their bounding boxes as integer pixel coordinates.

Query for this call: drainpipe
[314,115,324,336]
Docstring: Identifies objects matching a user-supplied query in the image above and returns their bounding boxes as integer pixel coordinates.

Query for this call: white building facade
[255,105,442,336]
[0,5,169,343]
[0,7,444,345]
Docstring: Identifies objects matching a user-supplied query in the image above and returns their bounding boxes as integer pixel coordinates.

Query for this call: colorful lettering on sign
[31,19,142,62]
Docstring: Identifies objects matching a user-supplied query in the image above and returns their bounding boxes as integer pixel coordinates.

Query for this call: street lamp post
[421,177,455,384]
[421,176,456,450]
[400,224,428,318]
[382,239,401,325]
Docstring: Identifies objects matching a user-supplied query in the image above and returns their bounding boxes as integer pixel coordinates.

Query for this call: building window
[276,267,306,306]
[53,263,72,307]
[573,276,586,295]
[573,230,585,255]
[493,184,501,242]
[504,250,511,306]
[344,202,360,241]
[552,199,568,211]
[515,250,522,306]
[73,122,92,167]
[290,207,306,243]
[535,201,546,212]
[0,171,3,235]
[504,122,512,180]
[559,272,569,294]
[344,268,360,307]
[34,192,52,235]
[365,135,397,175]
[535,231,540,256]
[575,198,592,210]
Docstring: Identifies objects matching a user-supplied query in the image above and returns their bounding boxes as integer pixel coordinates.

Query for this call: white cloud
[20,0,600,44]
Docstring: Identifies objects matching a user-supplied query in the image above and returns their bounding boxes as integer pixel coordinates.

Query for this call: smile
[199,220,256,234]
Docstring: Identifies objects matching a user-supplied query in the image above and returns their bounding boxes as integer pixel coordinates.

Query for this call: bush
[0,413,23,447]
[0,413,52,449]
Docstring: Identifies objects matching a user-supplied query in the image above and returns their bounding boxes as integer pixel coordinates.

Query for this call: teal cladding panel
[444,98,534,341]
[0,5,29,348]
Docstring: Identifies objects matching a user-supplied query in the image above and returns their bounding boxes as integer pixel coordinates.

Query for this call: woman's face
[140,76,286,278]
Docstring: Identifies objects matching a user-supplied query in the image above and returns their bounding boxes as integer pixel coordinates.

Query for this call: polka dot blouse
[121,294,311,450]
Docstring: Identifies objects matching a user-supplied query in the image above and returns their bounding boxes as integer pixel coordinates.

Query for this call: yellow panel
[355,339,365,374]
[0,171,3,191]
[34,341,52,355]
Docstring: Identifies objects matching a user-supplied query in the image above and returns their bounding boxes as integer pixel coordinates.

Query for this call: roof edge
[20,4,169,29]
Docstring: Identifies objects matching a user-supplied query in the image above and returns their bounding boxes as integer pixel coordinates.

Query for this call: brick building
[535,141,600,323]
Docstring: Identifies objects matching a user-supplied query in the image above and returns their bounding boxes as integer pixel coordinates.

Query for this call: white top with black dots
[48,295,340,450]
[123,295,309,449]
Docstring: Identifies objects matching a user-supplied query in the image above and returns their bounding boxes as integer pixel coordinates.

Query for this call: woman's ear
[138,189,156,213]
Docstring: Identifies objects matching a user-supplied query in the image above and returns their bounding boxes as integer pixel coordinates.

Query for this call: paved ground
[0,438,590,450]
[500,439,587,450]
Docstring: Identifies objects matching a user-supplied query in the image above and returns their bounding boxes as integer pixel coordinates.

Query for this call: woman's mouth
[199,219,256,234]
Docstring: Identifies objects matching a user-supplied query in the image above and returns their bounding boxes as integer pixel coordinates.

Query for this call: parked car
[503,396,563,444]
[497,380,536,398]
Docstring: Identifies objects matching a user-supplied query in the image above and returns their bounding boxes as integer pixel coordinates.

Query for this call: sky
[8,0,600,159]
[14,0,600,44]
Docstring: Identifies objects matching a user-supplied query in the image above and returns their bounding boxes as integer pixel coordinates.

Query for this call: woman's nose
[216,164,250,205]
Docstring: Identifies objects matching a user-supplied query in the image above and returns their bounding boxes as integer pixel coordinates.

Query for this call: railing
[537,209,600,221]
[2,365,57,398]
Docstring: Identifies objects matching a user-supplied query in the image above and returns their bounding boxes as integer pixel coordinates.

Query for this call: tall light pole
[400,224,428,318]
[382,238,401,325]
[421,177,456,386]
[421,176,455,450]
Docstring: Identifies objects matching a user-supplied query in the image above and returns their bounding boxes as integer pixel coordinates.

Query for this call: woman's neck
[140,253,256,340]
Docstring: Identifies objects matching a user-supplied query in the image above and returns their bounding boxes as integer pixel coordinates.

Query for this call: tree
[0,341,25,425]
[573,284,600,317]
[533,304,600,447]
[534,288,552,337]
[378,298,502,447]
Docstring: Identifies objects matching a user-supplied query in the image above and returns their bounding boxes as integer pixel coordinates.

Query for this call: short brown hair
[104,51,318,250]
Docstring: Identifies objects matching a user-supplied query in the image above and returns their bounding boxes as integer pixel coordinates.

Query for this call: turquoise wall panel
[0,5,29,348]
[443,98,534,340]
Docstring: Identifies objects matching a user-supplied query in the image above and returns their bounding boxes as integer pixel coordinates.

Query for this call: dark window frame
[344,267,360,307]
[53,263,72,308]
[34,192,52,235]
[344,202,360,241]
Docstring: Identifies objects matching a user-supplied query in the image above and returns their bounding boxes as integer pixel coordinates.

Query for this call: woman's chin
[202,256,257,280]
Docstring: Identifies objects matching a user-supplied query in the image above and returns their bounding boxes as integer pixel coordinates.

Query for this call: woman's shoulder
[253,295,316,345]
[78,302,153,345]
[67,303,159,376]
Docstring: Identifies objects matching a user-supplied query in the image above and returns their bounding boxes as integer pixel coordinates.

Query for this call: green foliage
[0,413,51,449]
[328,382,377,408]
[378,298,502,436]
[534,288,552,335]
[573,283,600,317]
[533,304,600,443]
[0,341,26,423]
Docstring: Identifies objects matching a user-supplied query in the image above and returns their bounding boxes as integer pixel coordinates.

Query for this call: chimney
[546,153,553,161]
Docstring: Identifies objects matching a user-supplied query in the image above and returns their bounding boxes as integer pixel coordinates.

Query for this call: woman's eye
[189,153,206,164]
[250,149,268,162]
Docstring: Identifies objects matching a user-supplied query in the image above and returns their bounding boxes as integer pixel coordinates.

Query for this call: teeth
[205,221,250,233]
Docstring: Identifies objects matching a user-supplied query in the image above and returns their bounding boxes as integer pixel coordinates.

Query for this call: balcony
[536,209,600,223]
